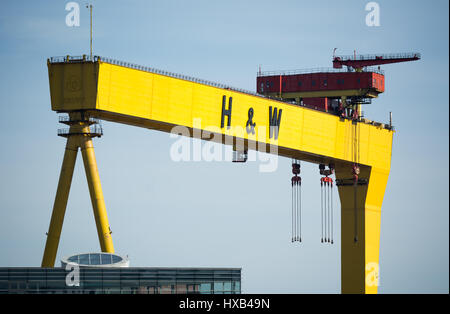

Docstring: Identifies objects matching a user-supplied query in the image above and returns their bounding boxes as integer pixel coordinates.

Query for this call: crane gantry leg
[41,132,79,267]
[41,112,114,267]
[336,163,387,294]
[79,127,114,253]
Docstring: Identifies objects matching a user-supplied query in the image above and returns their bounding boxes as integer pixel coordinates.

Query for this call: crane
[333,52,421,71]
[257,49,420,253]
[257,51,421,115]
[42,54,396,294]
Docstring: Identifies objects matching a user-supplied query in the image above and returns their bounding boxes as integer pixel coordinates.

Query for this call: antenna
[86,4,93,59]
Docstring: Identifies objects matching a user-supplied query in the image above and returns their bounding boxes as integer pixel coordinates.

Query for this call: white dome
[61,253,129,268]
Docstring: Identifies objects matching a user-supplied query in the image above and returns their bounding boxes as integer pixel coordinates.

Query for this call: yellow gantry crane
[43,55,394,294]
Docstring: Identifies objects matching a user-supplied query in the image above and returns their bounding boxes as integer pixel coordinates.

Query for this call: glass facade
[61,253,128,267]
[0,267,241,294]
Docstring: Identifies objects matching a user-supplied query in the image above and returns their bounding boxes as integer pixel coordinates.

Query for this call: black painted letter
[221,95,232,129]
[269,106,282,139]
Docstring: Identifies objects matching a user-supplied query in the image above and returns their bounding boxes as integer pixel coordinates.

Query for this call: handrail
[334,52,421,62]
[48,55,265,99]
[257,66,384,77]
[57,125,103,136]
[58,116,100,124]
[48,55,101,63]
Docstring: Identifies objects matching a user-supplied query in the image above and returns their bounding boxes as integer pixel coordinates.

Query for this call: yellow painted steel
[41,132,78,267]
[79,127,114,253]
[46,59,394,293]
[335,164,388,293]
[42,114,114,267]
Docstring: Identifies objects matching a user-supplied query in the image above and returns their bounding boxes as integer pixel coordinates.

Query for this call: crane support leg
[336,164,389,294]
[42,115,114,267]
[79,127,114,254]
[41,132,79,267]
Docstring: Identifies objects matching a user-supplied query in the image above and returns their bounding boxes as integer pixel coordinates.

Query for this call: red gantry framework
[256,51,420,115]
[333,52,421,71]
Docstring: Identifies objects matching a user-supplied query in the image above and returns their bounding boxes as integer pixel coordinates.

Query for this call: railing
[48,55,264,98]
[100,56,264,97]
[48,55,100,63]
[58,116,100,124]
[334,52,421,61]
[57,125,103,137]
[47,56,392,129]
[257,66,384,77]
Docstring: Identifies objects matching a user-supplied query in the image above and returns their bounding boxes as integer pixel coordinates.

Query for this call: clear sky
[0,0,448,293]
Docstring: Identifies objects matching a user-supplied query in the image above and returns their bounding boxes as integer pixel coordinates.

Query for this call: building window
[298,81,302,87]
[223,282,232,292]
[214,282,223,293]
[199,283,212,294]
[323,79,327,87]
[233,281,240,293]
[0,268,241,295]
[312,80,316,86]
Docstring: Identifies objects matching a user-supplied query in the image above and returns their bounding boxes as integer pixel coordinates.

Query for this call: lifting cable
[352,164,360,243]
[320,163,335,244]
[321,176,324,243]
[291,160,301,243]
[322,177,329,242]
[352,105,361,244]
[330,178,334,244]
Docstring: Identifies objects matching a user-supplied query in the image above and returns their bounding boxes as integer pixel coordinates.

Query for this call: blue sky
[0,0,448,293]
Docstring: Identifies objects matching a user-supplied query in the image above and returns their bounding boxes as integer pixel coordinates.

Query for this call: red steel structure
[333,52,421,71]
[256,52,420,114]
[257,68,384,112]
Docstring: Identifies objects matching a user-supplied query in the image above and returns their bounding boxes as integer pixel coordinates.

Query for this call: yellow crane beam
[44,56,394,293]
